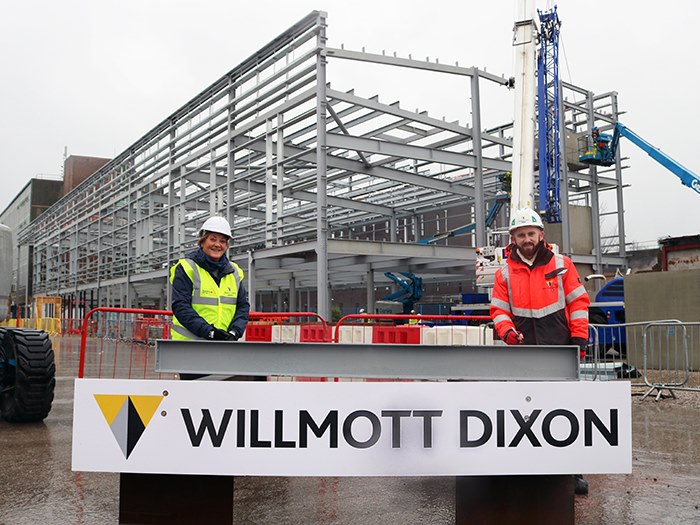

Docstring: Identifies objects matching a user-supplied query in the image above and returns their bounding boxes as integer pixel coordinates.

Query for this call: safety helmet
[359,308,366,314]
[509,208,544,233]
[199,216,232,238]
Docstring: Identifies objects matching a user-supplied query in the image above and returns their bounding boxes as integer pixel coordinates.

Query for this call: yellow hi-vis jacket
[169,258,244,340]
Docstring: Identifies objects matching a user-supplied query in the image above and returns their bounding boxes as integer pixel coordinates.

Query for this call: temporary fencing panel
[585,320,700,399]
[78,308,173,380]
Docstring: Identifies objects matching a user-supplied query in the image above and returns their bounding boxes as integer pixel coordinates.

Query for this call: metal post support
[276,114,285,246]
[586,91,603,277]
[611,93,626,258]
[471,70,486,247]
[315,12,330,322]
[558,80,572,254]
[265,119,275,247]
[119,473,233,525]
[455,475,574,524]
[289,277,297,312]
[366,270,375,314]
[247,251,256,311]
[390,215,397,242]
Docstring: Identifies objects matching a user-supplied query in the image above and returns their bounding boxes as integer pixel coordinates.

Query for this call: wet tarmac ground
[2,336,700,524]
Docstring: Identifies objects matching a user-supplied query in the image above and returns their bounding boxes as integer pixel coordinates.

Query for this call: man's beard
[518,239,543,259]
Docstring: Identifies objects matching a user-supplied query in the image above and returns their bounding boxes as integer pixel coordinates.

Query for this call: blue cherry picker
[579,123,700,196]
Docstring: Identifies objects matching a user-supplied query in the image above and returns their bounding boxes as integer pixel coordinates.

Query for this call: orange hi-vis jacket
[490,243,590,345]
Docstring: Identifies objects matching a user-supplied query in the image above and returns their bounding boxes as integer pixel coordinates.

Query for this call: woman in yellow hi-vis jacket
[169,216,249,346]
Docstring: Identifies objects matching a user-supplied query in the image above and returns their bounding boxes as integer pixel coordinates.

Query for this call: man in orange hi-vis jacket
[489,207,591,495]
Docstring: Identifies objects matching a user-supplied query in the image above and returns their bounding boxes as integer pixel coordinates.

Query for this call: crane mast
[510,0,538,215]
[536,6,562,223]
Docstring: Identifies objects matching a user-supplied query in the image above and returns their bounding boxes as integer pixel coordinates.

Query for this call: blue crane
[536,6,563,223]
[579,123,700,196]
[381,272,423,314]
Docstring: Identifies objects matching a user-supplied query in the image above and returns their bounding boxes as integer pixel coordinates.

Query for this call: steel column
[470,71,485,246]
[586,91,604,276]
[315,12,330,321]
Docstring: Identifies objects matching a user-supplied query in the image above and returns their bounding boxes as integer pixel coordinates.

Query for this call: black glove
[209,327,234,341]
[571,337,588,353]
[228,329,241,341]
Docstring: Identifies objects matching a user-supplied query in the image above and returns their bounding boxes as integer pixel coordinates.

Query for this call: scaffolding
[18,11,627,320]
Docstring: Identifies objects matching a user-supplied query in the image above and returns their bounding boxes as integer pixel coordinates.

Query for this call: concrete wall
[625,269,700,371]
[625,269,700,323]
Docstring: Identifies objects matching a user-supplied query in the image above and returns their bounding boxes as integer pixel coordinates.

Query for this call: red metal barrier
[78,307,173,378]
[78,310,330,377]
[62,318,83,335]
[334,314,492,343]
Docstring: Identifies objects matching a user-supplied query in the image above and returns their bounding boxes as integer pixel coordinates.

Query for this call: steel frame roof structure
[19,11,627,319]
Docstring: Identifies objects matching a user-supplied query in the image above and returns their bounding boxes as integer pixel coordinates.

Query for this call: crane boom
[613,124,700,195]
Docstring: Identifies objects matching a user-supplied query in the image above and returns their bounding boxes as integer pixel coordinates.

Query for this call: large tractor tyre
[0,328,55,422]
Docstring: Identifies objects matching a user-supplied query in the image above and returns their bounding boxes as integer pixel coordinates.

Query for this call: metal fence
[586,320,700,399]
[78,308,173,380]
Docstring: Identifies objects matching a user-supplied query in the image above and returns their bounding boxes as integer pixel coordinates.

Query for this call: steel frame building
[19,11,627,320]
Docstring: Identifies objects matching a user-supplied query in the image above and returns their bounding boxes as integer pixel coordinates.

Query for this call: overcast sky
[1,0,697,246]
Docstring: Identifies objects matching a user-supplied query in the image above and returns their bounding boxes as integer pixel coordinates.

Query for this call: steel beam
[326,47,511,86]
[156,340,580,381]
[326,133,510,172]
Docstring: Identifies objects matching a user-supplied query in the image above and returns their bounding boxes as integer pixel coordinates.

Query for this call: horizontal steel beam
[326,133,510,171]
[326,47,511,86]
[156,340,580,381]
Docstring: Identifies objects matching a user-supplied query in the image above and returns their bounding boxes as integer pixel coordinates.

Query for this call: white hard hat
[509,208,544,233]
[199,216,232,238]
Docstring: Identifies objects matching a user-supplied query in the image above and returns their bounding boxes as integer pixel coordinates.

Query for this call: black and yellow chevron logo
[94,394,164,459]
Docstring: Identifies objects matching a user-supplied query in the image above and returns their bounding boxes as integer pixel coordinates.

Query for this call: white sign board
[72,379,631,476]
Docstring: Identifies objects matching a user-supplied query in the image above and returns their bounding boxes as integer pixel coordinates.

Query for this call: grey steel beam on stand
[155,340,580,381]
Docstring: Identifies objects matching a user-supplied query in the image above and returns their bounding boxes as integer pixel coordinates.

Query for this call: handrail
[334,314,492,343]
[79,307,173,378]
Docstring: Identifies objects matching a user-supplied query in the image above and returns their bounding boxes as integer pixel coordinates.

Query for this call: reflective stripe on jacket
[169,258,244,340]
[490,245,590,345]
